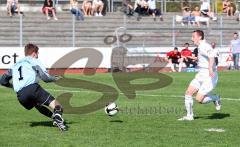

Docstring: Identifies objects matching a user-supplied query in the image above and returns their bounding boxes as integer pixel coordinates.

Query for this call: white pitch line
[46,88,240,101]
[205,128,225,132]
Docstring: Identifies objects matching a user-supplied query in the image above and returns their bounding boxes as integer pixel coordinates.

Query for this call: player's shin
[185,95,193,117]
[35,105,53,118]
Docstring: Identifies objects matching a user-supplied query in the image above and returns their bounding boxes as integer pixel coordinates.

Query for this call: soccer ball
[104,102,119,116]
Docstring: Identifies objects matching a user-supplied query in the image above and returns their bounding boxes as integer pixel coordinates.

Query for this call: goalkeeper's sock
[52,105,67,131]
[185,95,193,117]
[54,105,63,114]
[53,105,64,121]
[35,105,53,118]
[202,94,218,104]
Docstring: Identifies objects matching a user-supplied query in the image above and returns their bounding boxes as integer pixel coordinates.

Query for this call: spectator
[230,32,240,70]
[180,43,196,68]
[191,6,201,26]
[92,0,104,16]
[82,0,92,16]
[226,54,234,70]
[166,47,183,72]
[42,0,58,20]
[182,6,194,25]
[191,47,198,68]
[147,0,163,21]
[222,0,234,16]
[70,0,84,20]
[134,0,149,19]
[123,0,134,16]
[222,0,228,13]
[7,0,23,16]
[200,0,217,20]
[237,10,240,21]
[211,42,219,66]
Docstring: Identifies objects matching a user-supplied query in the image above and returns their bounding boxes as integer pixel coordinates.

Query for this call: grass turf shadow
[194,113,230,120]
[207,113,230,119]
[109,120,124,123]
[29,120,73,128]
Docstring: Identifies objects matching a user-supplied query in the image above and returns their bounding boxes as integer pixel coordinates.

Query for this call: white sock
[170,64,175,71]
[178,63,182,72]
[185,95,193,117]
[202,94,218,104]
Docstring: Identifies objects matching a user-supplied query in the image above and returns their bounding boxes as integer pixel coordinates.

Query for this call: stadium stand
[0,0,239,47]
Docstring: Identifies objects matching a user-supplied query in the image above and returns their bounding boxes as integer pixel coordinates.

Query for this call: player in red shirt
[166,47,183,72]
[181,43,197,68]
[226,54,233,70]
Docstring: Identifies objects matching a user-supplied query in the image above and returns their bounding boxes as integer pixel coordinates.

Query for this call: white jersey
[230,39,240,54]
[190,40,218,95]
[197,40,217,71]
[148,0,156,10]
[200,1,210,11]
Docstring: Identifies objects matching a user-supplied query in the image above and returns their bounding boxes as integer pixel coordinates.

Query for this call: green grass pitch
[0,71,240,147]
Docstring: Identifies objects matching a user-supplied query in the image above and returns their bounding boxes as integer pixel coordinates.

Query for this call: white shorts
[93,0,103,6]
[189,69,218,95]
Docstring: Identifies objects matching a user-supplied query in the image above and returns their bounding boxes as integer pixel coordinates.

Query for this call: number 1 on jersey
[18,66,23,81]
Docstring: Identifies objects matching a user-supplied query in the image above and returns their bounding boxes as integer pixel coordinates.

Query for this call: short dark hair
[234,32,238,36]
[24,43,39,56]
[174,47,178,50]
[184,43,189,46]
[193,30,204,40]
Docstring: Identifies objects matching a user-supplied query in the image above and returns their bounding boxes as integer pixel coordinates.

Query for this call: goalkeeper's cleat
[53,120,67,131]
[178,115,194,121]
[53,114,67,131]
[213,95,221,111]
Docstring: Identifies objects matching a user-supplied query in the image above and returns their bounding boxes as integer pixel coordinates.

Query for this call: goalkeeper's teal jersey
[9,56,54,92]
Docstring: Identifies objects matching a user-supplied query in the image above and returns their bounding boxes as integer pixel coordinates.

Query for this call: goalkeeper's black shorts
[16,83,55,110]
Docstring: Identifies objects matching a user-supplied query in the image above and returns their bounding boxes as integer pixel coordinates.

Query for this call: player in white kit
[178,30,221,121]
